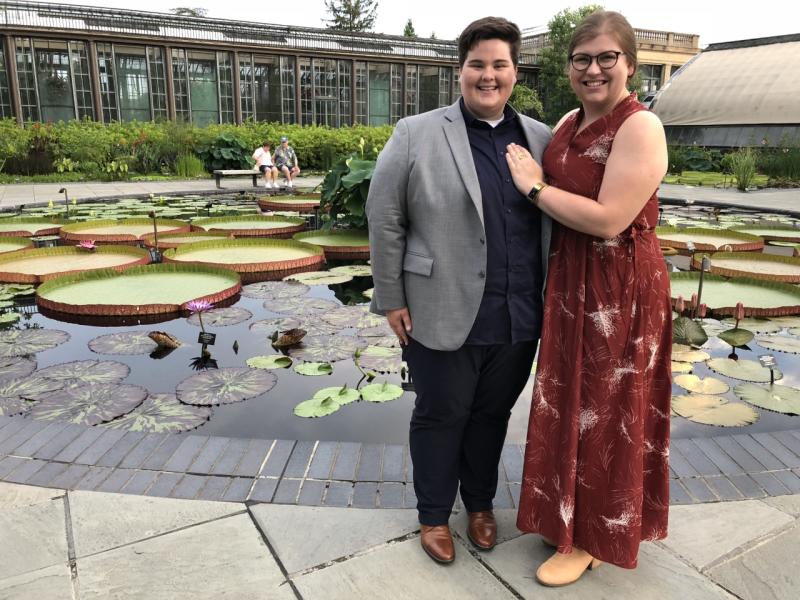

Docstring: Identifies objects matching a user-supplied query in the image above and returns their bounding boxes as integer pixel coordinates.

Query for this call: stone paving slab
[0,564,74,600]
[0,496,68,580]
[293,536,518,600]
[69,490,243,558]
[763,494,800,518]
[0,481,62,509]
[250,504,419,574]
[76,513,294,600]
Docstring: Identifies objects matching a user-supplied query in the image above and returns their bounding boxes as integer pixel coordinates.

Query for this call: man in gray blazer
[367,16,552,564]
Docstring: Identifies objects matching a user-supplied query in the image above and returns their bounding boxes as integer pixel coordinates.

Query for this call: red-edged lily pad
[176,368,277,405]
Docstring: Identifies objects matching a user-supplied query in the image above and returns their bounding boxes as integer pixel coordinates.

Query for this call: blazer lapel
[443,102,483,225]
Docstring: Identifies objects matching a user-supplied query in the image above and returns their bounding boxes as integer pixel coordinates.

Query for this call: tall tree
[538,4,603,125]
[324,0,378,32]
[403,18,417,38]
[169,7,208,17]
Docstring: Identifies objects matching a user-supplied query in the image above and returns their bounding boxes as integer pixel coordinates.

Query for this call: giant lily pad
[674,374,729,395]
[0,376,65,416]
[671,344,710,363]
[0,217,64,237]
[246,355,293,369]
[188,307,252,327]
[357,345,403,373]
[0,329,70,358]
[35,360,130,385]
[176,368,277,405]
[321,306,386,330]
[288,334,367,363]
[294,362,333,376]
[669,272,800,317]
[29,382,148,425]
[88,331,158,355]
[692,252,800,283]
[360,381,404,403]
[0,356,37,383]
[257,195,321,214]
[706,358,783,383]
[755,334,800,354]
[720,318,781,334]
[671,394,759,427]
[730,224,800,243]
[264,296,339,316]
[656,226,764,254]
[733,383,800,415]
[328,265,373,277]
[241,280,309,299]
[101,393,211,432]
[671,362,693,374]
[282,271,353,286]
[163,238,324,283]
[191,215,306,237]
[293,230,370,260]
[60,218,189,244]
[141,231,230,249]
[36,264,241,317]
[0,397,32,417]
[0,236,33,254]
[0,245,150,284]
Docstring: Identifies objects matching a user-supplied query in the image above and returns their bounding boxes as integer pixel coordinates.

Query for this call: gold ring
[516,153,525,160]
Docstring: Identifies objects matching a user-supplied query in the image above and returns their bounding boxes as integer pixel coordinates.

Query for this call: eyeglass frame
[568,51,626,71]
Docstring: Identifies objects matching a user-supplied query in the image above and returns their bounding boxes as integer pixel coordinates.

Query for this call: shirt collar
[459,98,517,127]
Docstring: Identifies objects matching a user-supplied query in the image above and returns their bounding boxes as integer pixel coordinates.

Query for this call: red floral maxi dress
[516,93,672,569]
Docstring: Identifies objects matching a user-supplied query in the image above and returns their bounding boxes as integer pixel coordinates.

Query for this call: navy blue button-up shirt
[461,100,543,345]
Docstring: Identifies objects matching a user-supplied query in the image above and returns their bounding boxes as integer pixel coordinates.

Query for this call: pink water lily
[77,240,96,250]
[675,295,685,314]
[186,299,213,314]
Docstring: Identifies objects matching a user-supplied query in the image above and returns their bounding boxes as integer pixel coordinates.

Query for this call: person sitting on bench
[252,141,278,189]
[273,136,301,188]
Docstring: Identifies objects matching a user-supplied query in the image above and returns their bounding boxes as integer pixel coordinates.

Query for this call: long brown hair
[569,11,638,79]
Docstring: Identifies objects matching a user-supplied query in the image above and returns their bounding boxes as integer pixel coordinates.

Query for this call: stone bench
[213,169,261,189]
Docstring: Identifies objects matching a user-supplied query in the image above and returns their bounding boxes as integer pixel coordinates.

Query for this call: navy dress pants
[404,337,537,526]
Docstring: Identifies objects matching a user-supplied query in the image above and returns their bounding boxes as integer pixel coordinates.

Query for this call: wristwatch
[527,181,549,205]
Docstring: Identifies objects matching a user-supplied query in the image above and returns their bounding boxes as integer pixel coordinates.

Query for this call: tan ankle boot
[535,547,602,587]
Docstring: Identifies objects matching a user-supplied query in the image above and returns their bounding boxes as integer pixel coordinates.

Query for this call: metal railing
[522,28,699,51]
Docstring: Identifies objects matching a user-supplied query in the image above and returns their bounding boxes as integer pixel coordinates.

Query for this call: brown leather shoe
[467,510,497,550]
[420,524,455,564]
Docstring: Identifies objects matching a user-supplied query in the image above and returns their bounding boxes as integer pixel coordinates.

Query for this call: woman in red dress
[505,11,671,586]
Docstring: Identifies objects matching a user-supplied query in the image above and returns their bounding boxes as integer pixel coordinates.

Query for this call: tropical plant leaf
[0,312,20,325]
[357,345,402,373]
[0,284,35,297]
[176,368,277,405]
[672,317,708,347]
[360,381,403,403]
[0,329,70,358]
[288,334,367,363]
[674,374,730,395]
[755,334,800,354]
[246,355,293,369]
[671,361,693,374]
[720,318,780,333]
[717,328,755,347]
[671,394,759,427]
[294,362,333,376]
[88,332,158,355]
[264,296,340,316]
[101,393,211,432]
[283,271,354,286]
[733,383,800,415]
[706,358,783,383]
[293,395,341,418]
[29,382,148,425]
[671,344,710,363]
[328,265,373,277]
[0,356,36,383]
[187,307,252,327]
[241,280,309,299]
[36,360,130,385]
[313,384,360,406]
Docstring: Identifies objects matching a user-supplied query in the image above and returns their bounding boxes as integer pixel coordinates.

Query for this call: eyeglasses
[569,51,625,71]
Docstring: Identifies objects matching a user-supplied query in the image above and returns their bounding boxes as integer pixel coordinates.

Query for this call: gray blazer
[367,100,552,351]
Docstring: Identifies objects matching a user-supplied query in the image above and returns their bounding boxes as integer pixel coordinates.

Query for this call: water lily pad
[321,306,386,330]
[733,383,800,415]
[357,345,403,373]
[283,271,353,285]
[755,334,800,354]
[328,265,373,277]
[247,355,293,369]
[30,383,147,425]
[706,358,783,383]
[359,335,400,348]
[673,316,708,347]
[0,329,70,358]
[241,280,309,299]
[671,394,759,427]
[0,376,65,416]
[36,360,130,385]
[717,328,754,347]
[264,296,339,316]
[0,312,20,325]
[0,396,32,417]
[720,318,781,333]
[672,344,710,363]
[360,381,403,402]
[674,374,730,395]
[294,362,333,376]
[670,272,800,317]
[771,317,800,329]
[0,283,35,297]
[312,384,360,406]
[700,319,728,337]
[288,334,367,363]
[293,395,342,418]
[671,362,693,374]
[88,332,158,355]
[250,317,304,334]
[0,357,37,383]
[188,307,252,327]
[176,368,277,405]
[101,393,211,432]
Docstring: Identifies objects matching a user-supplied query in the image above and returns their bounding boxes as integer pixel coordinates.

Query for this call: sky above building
[49,0,797,46]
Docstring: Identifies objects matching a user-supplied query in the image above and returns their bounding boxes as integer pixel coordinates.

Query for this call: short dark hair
[262,141,271,147]
[569,11,638,78]
[457,17,521,67]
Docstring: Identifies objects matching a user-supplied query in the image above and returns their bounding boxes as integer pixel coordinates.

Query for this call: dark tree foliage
[403,18,416,38]
[169,7,208,17]
[324,0,379,32]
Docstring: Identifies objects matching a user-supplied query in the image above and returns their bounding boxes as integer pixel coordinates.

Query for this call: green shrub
[683,146,723,172]
[756,146,800,180]
[197,131,253,171]
[319,138,381,229]
[667,145,688,175]
[728,147,757,191]
[175,153,206,178]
